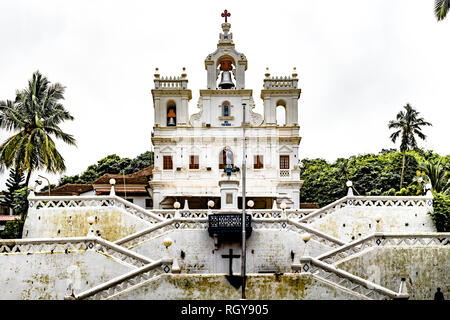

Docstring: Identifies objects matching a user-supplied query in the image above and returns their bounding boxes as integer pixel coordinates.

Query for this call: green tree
[435,0,449,21]
[0,71,77,186]
[0,168,25,208]
[419,159,449,194]
[388,103,432,189]
[429,192,450,232]
[123,151,154,174]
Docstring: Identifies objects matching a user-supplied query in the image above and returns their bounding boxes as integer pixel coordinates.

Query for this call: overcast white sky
[0,0,449,189]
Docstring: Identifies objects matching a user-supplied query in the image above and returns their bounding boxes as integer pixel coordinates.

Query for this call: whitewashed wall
[0,250,132,300]
[311,206,435,243]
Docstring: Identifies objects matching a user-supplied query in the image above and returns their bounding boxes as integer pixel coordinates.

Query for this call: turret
[151,67,192,127]
[260,67,301,126]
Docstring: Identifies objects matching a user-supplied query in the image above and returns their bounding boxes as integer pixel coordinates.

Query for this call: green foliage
[123,151,154,174]
[429,192,450,232]
[57,151,154,186]
[0,71,76,185]
[12,187,30,219]
[0,168,25,208]
[418,159,449,194]
[0,218,24,239]
[300,149,447,207]
[435,0,449,21]
[388,103,432,189]
[300,158,346,207]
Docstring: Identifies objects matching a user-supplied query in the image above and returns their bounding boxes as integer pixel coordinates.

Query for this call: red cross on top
[221,9,231,23]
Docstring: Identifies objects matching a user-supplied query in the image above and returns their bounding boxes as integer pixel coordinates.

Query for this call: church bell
[219,71,235,89]
[218,59,235,89]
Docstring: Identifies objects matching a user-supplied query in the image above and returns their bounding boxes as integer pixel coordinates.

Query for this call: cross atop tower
[221,9,231,23]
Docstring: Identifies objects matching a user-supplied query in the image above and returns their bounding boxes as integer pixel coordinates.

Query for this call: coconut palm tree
[388,103,432,189]
[435,0,449,21]
[419,159,449,194]
[0,71,77,186]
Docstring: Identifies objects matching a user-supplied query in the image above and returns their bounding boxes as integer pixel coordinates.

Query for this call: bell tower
[204,12,247,90]
[151,67,192,128]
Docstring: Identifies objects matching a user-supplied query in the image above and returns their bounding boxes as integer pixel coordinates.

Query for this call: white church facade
[150,20,303,210]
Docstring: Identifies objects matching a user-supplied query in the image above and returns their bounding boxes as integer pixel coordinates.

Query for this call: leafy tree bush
[0,218,24,239]
[300,149,441,207]
[12,187,30,219]
[429,192,450,232]
[0,168,25,208]
[56,151,153,187]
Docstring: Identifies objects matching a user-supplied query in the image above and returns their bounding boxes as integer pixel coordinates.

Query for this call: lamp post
[174,201,181,218]
[87,216,96,237]
[38,175,51,196]
[300,233,311,271]
[109,178,116,196]
[280,201,287,219]
[208,200,215,215]
[241,102,247,299]
[375,216,382,232]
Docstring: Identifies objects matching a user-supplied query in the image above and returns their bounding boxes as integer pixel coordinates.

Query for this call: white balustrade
[293,257,408,300]
[316,233,450,265]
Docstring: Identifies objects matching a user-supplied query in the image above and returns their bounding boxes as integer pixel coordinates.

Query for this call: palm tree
[435,0,449,21]
[419,159,449,194]
[0,71,77,186]
[388,103,432,189]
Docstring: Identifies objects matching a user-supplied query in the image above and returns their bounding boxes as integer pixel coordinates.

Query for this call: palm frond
[435,0,450,21]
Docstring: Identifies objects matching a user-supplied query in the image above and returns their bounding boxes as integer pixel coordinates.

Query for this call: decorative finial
[292,67,298,78]
[181,67,187,78]
[154,67,160,78]
[265,67,270,78]
[221,9,231,23]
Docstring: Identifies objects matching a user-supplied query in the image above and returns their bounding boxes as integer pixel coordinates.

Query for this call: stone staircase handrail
[294,257,409,300]
[71,258,173,300]
[114,218,208,248]
[317,232,450,264]
[28,194,164,224]
[298,195,434,224]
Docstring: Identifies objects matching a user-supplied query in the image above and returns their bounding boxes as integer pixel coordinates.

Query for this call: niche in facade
[167,102,176,126]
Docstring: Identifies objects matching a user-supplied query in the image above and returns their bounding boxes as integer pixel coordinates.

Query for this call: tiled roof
[300,202,320,209]
[92,166,153,185]
[36,184,93,196]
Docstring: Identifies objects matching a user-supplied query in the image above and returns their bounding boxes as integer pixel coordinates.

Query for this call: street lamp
[241,102,247,300]
[109,178,116,196]
[38,175,51,196]
[247,200,254,209]
[375,216,382,232]
[280,201,287,219]
[300,233,311,270]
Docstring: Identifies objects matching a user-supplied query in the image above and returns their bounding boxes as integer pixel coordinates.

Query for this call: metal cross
[221,9,231,23]
[222,249,240,276]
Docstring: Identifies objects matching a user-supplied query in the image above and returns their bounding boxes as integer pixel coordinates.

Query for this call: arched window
[276,100,286,126]
[222,102,230,117]
[219,148,233,169]
[167,101,176,126]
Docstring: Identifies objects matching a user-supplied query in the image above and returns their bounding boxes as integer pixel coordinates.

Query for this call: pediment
[278,145,293,153]
[160,146,176,153]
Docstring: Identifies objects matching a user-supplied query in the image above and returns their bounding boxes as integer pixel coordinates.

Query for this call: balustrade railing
[252,218,344,249]
[115,218,208,249]
[0,237,153,269]
[263,76,298,89]
[298,195,433,224]
[71,258,173,300]
[293,257,408,300]
[28,195,164,224]
[317,233,450,265]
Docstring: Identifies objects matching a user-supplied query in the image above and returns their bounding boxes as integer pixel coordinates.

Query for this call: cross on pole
[222,249,240,276]
[221,9,231,23]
